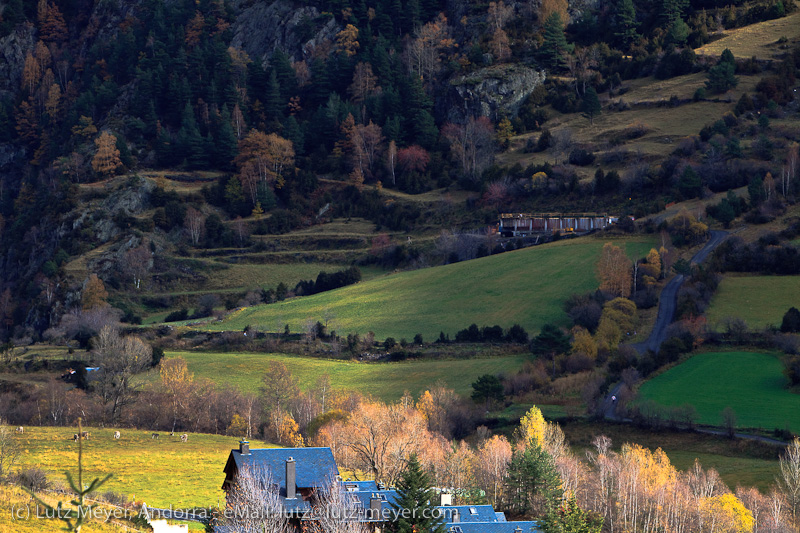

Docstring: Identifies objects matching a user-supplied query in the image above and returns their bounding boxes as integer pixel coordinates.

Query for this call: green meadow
[639,351,800,431]
[14,426,273,509]
[198,236,656,340]
[155,351,528,401]
[705,275,800,329]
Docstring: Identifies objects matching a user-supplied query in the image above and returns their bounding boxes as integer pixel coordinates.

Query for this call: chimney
[370,495,382,520]
[239,440,250,455]
[286,457,296,499]
[440,492,452,506]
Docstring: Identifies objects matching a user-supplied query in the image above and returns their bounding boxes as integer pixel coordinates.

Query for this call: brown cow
[80,431,89,440]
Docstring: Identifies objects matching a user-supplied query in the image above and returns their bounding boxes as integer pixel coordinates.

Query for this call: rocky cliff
[442,64,546,123]
[229,0,340,65]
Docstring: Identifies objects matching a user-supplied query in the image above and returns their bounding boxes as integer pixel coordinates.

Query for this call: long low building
[497,213,618,236]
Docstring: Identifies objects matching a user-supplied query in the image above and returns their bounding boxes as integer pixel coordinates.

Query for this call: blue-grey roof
[496,512,507,522]
[441,505,503,523]
[230,447,338,496]
[346,489,400,521]
[444,521,542,533]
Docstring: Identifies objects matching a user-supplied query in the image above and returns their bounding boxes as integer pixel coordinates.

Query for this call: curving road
[605,230,728,421]
[631,230,728,355]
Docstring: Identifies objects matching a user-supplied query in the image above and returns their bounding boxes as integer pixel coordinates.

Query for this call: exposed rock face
[230,0,340,65]
[0,26,35,100]
[443,64,546,123]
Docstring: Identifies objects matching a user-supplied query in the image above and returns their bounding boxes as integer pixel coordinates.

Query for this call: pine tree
[614,0,639,47]
[706,48,738,93]
[505,443,562,517]
[540,12,573,70]
[390,454,445,533]
[214,106,238,169]
[581,87,601,125]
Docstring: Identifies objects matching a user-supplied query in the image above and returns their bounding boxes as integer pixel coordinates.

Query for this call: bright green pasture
[199,236,656,340]
[705,275,800,330]
[14,426,274,509]
[639,351,800,431]
[157,351,528,401]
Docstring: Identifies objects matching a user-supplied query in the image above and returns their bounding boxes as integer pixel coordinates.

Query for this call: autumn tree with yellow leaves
[597,242,633,298]
[91,131,122,177]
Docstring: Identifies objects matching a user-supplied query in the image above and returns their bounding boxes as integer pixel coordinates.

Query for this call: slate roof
[227,446,338,497]
[444,521,542,533]
[442,504,502,523]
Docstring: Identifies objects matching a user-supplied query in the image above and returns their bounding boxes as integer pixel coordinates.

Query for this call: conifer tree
[706,48,738,93]
[614,0,639,47]
[505,443,562,517]
[540,13,573,70]
[581,87,601,125]
[390,454,445,533]
[91,131,122,177]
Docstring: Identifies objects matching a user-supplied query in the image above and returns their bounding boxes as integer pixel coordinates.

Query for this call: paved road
[606,231,728,422]
[631,230,728,355]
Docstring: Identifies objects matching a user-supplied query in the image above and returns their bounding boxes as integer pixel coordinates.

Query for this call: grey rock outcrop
[230,0,340,65]
[0,26,35,100]
[444,64,546,123]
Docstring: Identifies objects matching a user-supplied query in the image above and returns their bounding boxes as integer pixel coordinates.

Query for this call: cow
[113,431,120,440]
[180,433,188,443]
[80,431,89,440]
[73,434,79,441]
[15,427,23,434]
[152,433,159,439]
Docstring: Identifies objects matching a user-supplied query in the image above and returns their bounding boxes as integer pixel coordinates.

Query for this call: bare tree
[779,437,800,524]
[92,326,152,423]
[223,464,292,533]
[310,477,371,533]
[0,420,21,479]
[185,207,205,246]
[123,242,151,290]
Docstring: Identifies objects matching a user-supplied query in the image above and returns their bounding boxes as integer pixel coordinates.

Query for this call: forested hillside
[0,0,797,339]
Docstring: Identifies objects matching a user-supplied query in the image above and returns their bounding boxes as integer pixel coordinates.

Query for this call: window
[469,507,478,515]
[346,484,358,492]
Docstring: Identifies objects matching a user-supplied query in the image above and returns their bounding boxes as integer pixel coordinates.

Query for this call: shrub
[164,308,189,322]
[568,148,595,166]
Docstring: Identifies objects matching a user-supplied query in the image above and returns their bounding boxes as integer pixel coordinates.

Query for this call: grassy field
[639,351,800,431]
[501,71,761,173]
[198,236,656,340]
[705,275,800,329]
[695,8,800,59]
[151,351,529,400]
[14,426,273,509]
[0,484,147,532]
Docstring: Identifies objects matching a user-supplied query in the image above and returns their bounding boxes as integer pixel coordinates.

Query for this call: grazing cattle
[73,434,79,441]
[113,431,120,440]
[152,433,159,439]
[15,427,23,434]
[180,433,188,443]
[80,431,89,440]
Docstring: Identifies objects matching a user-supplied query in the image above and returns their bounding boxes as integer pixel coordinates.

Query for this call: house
[221,442,542,533]
[221,440,338,516]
